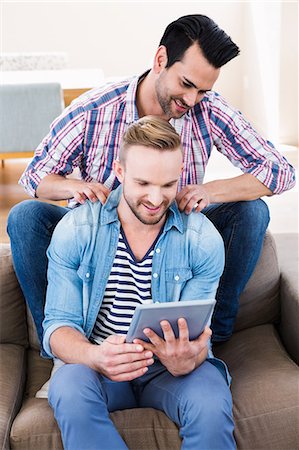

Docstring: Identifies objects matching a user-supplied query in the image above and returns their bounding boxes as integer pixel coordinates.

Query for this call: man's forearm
[203,173,272,203]
[36,174,110,204]
[50,326,94,366]
[36,174,79,200]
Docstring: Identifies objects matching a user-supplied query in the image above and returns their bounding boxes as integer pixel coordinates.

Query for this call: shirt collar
[101,185,184,233]
[125,70,193,125]
[125,70,150,124]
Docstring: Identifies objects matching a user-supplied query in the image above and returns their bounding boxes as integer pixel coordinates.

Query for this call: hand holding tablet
[125,299,215,343]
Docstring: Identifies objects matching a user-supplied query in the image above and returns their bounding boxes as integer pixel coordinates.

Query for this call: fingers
[110,365,150,382]
[97,334,155,381]
[178,318,189,342]
[176,185,209,214]
[195,326,212,349]
[160,320,176,343]
[105,335,145,355]
[143,327,164,347]
[72,182,110,205]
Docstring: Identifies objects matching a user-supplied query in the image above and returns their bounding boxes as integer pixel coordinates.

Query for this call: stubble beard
[123,191,169,226]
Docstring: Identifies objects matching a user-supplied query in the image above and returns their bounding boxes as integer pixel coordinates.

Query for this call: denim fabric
[41,188,225,368]
[202,200,270,341]
[49,360,236,450]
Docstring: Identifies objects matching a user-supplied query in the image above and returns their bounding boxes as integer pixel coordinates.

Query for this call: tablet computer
[125,299,216,343]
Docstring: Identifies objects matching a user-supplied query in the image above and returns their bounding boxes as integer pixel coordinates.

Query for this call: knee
[7,200,39,236]
[49,364,103,421]
[233,199,270,232]
[249,199,270,228]
[188,388,232,424]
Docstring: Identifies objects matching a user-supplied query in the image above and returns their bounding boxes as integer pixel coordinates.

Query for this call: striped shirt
[90,228,156,344]
[19,72,295,197]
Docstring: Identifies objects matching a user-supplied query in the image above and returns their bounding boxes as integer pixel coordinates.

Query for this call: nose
[147,188,163,207]
[184,89,201,108]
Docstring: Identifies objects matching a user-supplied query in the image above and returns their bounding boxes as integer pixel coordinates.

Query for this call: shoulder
[192,91,235,117]
[51,201,103,246]
[58,200,102,229]
[182,211,224,251]
[68,77,133,113]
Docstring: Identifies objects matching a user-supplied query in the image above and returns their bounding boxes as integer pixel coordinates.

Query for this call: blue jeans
[7,198,269,351]
[202,200,269,342]
[48,360,235,450]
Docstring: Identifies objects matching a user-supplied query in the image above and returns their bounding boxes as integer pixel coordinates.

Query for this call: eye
[182,81,191,88]
[137,181,148,186]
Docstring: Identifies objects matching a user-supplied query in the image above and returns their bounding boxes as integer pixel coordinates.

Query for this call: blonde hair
[119,116,182,162]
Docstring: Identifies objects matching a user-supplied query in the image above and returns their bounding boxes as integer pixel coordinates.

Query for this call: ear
[153,45,168,74]
[113,160,125,183]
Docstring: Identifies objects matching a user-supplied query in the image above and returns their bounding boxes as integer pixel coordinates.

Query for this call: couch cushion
[214,324,299,449]
[234,231,280,332]
[0,344,26,450]
[10,401,180,450]
[0,244,28,346]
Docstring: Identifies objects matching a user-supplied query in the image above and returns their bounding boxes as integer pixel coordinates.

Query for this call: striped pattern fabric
[90,229,154,344]
[19,72,296,197]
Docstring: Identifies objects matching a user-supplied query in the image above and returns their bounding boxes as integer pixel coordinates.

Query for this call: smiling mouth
[174,99,188,112]
[142,203,162,214]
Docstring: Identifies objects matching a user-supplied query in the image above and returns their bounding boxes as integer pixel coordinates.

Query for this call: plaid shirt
[20,73,296,197]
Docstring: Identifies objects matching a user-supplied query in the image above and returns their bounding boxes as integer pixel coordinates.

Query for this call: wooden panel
[63,88,91,106]
[0,152,34,160]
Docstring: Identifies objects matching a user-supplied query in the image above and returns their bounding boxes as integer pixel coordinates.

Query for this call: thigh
[138,360,231,425]
[49,363,137,413]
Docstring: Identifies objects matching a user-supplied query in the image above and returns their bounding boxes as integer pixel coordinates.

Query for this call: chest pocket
[165,268,193,301]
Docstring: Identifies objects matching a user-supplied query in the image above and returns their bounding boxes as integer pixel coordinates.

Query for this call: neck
[136,70,167,119]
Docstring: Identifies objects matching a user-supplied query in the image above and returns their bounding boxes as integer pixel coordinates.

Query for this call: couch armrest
[0,244,28,346]
[274,234,299,365]
[0,344,26,450]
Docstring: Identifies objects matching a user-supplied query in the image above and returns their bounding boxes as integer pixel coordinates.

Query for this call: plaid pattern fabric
[20,73,295,197]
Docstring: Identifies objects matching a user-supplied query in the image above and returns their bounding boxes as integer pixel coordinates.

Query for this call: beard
[123,189,170,226]
[155,79,190,120]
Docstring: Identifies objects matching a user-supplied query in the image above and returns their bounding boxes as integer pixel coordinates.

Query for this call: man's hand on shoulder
[70,180,110,205]
[134,319,211,377]
[36,174,111,203]
[176,184,210,214]
[88,335,154,381]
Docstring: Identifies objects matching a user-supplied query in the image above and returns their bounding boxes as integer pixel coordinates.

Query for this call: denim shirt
[43,186,230,383]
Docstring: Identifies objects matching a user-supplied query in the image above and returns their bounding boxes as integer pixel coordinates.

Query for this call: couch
[0,231,298,450]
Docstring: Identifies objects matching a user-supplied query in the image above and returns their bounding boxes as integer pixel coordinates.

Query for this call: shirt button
[155,248,161,254]
[174,275,180,281]
[86,273,90,279]
[153,273,158,278]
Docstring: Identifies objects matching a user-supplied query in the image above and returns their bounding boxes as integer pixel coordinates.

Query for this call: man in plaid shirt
[8,14,295,355]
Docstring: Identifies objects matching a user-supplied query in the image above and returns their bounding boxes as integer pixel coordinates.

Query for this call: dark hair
[160,14,240,68]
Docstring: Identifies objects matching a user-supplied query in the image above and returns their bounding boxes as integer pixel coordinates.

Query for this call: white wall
[1,1,298,146]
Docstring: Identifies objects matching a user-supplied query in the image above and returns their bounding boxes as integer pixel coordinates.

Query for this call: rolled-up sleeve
[210,93,296,194]
[19,103,86,197]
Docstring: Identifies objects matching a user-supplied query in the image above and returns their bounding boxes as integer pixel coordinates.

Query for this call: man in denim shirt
[43,117,235,450]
